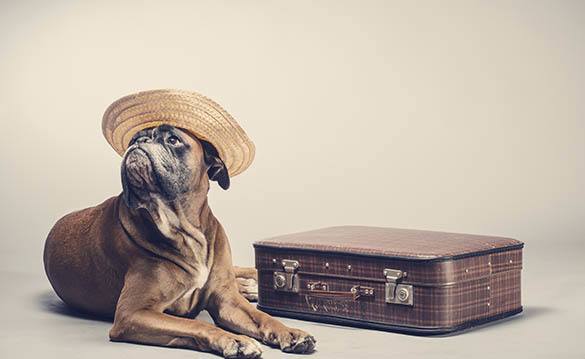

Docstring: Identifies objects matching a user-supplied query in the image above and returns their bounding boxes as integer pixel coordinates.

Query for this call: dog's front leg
[110,267,262,358]
[207,224,316,354]
[207,285,316,354]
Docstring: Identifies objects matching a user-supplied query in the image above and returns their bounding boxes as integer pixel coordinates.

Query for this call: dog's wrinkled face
[121,124,229,209]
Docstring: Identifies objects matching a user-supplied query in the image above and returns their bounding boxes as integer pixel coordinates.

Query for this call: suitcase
[254,226,523,335]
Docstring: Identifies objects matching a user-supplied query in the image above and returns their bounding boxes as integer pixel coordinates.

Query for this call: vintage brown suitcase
[254,226,523,335]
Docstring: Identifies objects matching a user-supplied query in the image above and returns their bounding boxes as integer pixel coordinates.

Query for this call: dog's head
[121,124,229,209]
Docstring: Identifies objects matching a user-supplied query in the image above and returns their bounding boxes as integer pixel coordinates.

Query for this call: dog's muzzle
[123,147,157,191]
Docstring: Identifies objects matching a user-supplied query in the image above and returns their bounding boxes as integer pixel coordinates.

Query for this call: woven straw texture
[102,89,255,176]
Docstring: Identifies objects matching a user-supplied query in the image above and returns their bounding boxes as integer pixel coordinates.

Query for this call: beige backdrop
[1,1,584,358]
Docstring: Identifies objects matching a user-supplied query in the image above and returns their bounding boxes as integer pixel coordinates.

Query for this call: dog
[43,124,315,358]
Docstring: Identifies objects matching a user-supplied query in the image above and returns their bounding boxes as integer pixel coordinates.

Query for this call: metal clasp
[307,281,328,291]
[273,259,300,293]
[384,268,413,306]
[350,285,375,299]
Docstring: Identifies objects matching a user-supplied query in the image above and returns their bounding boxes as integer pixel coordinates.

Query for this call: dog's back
[44,196,128,317]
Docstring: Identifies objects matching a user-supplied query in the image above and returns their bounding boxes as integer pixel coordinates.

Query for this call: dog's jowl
[44,124,316,358]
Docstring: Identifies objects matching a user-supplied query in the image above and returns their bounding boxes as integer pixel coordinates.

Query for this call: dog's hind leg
[233,266,258,302]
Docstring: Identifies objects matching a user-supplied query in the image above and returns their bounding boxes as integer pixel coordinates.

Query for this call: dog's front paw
[217,334,263,359]
[265,328,316,354]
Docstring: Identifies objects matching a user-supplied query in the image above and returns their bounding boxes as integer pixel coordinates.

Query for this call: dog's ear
[201,140,230,190]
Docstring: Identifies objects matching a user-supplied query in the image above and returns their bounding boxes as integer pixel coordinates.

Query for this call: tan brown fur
[43,126,314,358]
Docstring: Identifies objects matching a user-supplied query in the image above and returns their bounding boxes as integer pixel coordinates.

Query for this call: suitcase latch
[273,259,300,293]
[384,269,413,306]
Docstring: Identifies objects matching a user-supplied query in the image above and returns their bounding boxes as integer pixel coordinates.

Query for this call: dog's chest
[167,265,210,316]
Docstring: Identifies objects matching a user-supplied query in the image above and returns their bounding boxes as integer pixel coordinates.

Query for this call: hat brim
[102,89,255,176]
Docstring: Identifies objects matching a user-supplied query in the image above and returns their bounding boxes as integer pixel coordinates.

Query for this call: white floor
[0,240,583,359]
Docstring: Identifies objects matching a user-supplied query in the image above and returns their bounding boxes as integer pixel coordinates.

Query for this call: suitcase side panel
[257,268,451,327]
[486,250,522,318]
[255,247,522,332]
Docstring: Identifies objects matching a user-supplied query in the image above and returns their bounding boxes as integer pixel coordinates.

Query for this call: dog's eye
[167,135,180,145]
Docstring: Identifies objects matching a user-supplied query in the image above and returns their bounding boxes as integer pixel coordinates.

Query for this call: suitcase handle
[306,281,374,300]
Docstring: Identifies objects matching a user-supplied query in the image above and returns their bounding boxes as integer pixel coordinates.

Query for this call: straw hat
[102,89,255,176]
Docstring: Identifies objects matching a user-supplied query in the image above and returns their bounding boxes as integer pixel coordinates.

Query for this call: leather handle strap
[306,282,375,300]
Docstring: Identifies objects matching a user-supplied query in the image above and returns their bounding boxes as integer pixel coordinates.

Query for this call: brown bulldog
[43,124,315,358]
